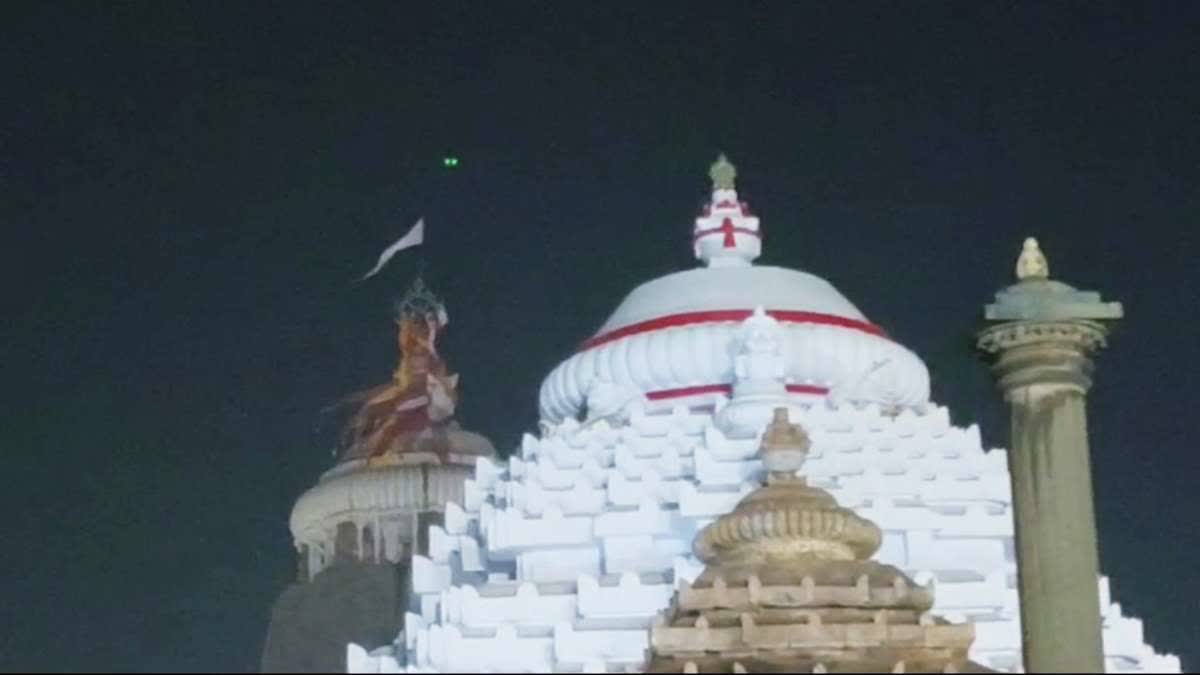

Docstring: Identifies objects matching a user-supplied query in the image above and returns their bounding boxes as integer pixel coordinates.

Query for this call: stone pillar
[976,238,1122,674]
[335,521,360,563]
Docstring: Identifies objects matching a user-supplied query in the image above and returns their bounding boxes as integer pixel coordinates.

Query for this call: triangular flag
[359,218,424,281]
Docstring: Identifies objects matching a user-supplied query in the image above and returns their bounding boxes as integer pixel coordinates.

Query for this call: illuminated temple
[269,157,1179,673]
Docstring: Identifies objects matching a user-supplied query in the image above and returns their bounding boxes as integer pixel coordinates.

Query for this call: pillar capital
[977,320,1108,395]
[978,237,1122,398]
[977,319,1110,355]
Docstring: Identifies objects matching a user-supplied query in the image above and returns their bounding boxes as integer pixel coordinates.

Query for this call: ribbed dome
[290,462,473,541]
[588,265,873,344]
[538,158,931,422]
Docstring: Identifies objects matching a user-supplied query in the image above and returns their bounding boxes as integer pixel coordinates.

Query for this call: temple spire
[693,154,762,267]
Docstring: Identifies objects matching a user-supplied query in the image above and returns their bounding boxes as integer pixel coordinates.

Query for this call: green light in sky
[442,156,459,168]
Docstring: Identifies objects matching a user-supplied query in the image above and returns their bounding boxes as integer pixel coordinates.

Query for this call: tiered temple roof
[646,408,992,673]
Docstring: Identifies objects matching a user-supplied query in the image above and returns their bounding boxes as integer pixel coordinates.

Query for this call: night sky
[4,2,1198,671]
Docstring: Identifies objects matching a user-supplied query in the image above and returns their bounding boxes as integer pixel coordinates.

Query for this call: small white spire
[693,154,762,267]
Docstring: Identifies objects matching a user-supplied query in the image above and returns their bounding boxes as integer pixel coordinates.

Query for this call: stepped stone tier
[647,408,991,673]
[290,279,495,580]
[347,158,1179,673]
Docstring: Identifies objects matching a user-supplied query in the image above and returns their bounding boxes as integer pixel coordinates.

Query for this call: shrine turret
[648,407,993,673]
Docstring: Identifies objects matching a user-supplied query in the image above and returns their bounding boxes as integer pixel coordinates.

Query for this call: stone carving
[731,307,786,390]
[976,320,1108,355]
[582,379,645,427]
[1015,237,1049,281]
[648,408,993,673]
[716,308,788,438]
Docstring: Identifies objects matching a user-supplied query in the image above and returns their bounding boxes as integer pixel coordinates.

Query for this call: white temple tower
[347,158,1179,674]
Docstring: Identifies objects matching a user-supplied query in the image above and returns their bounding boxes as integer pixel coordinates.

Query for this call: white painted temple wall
[348,400,1180,673]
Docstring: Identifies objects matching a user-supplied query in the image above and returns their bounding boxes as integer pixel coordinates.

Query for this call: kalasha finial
[760,407,811,476]
[709,153,737,191]
[1016,237,1050,281]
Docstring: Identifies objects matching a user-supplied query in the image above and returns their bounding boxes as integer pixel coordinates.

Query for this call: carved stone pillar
[977,238,1122,673]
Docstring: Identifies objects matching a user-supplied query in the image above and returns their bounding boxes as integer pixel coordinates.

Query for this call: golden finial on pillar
[1016,236,1049,281]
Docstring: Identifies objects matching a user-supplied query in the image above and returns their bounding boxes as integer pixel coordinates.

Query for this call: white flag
[359,218,424,281]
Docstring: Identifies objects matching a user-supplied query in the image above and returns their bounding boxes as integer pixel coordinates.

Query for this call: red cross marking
[719,218,737,247]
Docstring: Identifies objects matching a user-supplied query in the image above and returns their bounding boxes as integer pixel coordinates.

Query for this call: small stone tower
[646,408,993,673]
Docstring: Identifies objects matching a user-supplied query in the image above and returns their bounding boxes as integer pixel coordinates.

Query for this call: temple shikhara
[261,280,495,672]
[293,278,495,576]
[264,157,1179,673]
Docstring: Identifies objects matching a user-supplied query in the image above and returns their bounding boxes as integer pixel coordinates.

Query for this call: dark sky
[3,1,1198,671]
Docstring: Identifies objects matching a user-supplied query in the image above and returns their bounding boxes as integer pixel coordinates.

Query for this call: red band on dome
[786,384,829,395]
[580,309,888,351]
[646,383,829,401]
[692,223,760,244]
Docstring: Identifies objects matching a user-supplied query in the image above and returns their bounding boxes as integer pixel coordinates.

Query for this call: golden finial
[692,407,883,564]
[762,407,810,447]
[760,407,811,475]
[709,153,737,190]
[1016,236,1049,281]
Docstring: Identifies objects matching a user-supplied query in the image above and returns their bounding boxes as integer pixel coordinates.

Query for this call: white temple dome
[538,157,931,422]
